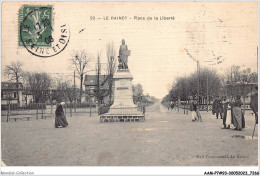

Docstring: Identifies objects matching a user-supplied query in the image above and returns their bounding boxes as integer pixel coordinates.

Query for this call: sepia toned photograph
[0,1,258,174]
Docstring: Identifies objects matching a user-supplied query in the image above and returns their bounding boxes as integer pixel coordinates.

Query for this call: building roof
[84,75,111,86]
[226,82,258,86]
[22,88,35,95]
[1,82,23,90]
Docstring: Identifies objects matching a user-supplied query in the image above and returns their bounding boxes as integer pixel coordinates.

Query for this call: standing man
[170,101,174,111]
[250,86,258,124]
[215,96,223,119]
[212,98,217,115]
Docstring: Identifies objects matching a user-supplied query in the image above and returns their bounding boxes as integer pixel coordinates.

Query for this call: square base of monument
[100,114,145,123]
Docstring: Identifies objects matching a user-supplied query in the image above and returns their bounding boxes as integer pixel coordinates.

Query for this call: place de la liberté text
[90,16,175,21]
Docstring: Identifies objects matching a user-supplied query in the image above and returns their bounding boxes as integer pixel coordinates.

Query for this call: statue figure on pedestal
[99,39,144,123]
[118,39,131,69]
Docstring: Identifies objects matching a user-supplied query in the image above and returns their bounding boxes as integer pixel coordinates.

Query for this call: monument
[99,39,145,122]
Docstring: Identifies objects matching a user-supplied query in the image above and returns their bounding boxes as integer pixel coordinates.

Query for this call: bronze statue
[118,39,130,69]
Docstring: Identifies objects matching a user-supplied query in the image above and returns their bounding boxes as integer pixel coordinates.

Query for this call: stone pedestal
[100,69,144,122]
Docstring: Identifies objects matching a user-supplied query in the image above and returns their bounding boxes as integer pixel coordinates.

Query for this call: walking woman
[232,95,243,131]
[55,102,69,128]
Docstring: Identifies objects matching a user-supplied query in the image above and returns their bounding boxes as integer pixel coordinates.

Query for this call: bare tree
[106,42,116,104]
[240,68,255,115]
[133,83,144,103]
[53,76,76,103]
[92,52,110,114]
[96,51,101,107]
[24,72,52,103]
[225,66,257,114]
[4,61,23,107]
[71,50,91,104]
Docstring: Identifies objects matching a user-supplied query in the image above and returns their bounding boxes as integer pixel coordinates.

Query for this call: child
[191,99,197,122]
[196,108,202,122]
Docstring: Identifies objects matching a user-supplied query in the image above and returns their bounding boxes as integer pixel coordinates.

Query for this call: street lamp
[184,48,200,106]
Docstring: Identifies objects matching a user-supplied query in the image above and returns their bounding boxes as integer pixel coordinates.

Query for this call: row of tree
[3,42,117,107]
[133,83,156,105]
[4,63,78,105]
[162,65,257,105]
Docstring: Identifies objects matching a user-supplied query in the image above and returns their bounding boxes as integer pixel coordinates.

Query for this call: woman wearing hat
[55,102,69,128]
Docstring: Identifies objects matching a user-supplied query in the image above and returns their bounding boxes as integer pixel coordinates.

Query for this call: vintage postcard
[1,1,258,175]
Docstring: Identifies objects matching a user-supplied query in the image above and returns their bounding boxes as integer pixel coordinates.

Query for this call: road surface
[1,101,258,166]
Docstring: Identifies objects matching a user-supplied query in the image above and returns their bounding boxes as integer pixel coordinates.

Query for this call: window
[13,92,16,99]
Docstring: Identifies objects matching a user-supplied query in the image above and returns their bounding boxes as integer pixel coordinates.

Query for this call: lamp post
[197,60,200,105]
[206,74,209,112]
[185,48,200,108]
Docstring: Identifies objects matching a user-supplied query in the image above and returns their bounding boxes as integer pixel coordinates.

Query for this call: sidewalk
[1,103,258,166]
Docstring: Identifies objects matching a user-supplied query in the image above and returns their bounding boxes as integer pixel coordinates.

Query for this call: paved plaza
[1,103,258,166]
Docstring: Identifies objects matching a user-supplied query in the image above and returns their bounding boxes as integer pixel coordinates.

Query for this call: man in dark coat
[213,96,223,119]
[250,86,258,124]
[222,98,228,128]
[212,99,217,115]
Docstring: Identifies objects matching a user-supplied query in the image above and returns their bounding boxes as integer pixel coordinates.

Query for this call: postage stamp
[19,5,53,47]
[19,5,70,57]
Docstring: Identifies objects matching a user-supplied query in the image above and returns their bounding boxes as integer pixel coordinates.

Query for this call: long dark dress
[250,92,258,124]
[232,99,243,129]
[55,105,68,128]
[223,101,228,126]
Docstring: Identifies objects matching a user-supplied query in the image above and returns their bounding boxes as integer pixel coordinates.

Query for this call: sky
[1,1,258,99]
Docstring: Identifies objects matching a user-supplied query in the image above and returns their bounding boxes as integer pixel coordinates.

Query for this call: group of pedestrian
[165,86,257,135]
[213,95,244,131]
[212,95,244,130]
[167,101,175,111]
[211,86,258,131]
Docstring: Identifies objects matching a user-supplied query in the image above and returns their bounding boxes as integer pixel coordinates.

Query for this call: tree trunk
[109,85,112,104]
[243,96,246,116]
[36,103,38,119]
[80,74,83,105]
[16,80,20,108]
[70,102,72,117]
[41,102,44,119]
[7,101,10,122]
[50,97,53,116]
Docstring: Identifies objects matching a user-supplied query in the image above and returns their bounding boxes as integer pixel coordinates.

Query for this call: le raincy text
[90,16,175,21]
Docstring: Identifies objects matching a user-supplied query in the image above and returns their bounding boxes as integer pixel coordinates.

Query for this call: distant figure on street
[167,101,170,110]
[55,102,69,128]
[195,101,202,122]
[212,99,216,115]
[190,99,197,122]
[170,101,174,111]
[142,105,146,115]
[232,95,243,131]
[222,98,228,128]
[250,86,258,124]
[213,96,223,119]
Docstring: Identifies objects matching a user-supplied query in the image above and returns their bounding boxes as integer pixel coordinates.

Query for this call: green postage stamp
[19,5,53,47]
